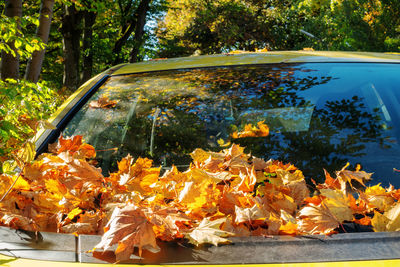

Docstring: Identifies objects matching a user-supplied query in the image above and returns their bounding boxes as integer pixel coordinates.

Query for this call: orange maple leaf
[317,169,341,190]
[279,221,298,235]
[354,216,371,226]
[9,133,400,263]
[149,207,191,241]
[234,167,257,193]
[49,135,83,154]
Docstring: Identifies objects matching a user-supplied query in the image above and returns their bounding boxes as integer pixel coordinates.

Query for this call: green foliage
[157,0,278,56]
[0,14,45,59]
[0,79,59,168]
[0,4,60,171]
[157,0,400,56]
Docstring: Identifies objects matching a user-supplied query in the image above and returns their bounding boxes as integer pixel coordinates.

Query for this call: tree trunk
[129,0,151,63]
[112,0,152,65]
[61,4,82,91]
[25,0,55,83]
[81,10,97,84]
[1,0,22,80]
[112,24,135,65]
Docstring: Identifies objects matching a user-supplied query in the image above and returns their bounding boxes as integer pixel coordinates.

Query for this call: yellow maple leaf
[319,189,353,220]
[372,203,400,232]
[45,178,67,199]
[371,212,390,232]
[186,217,233,246]
[67,207,83,220]
[12,175,31,191]
[298,190,352,235]
[234,203,267,224]
[384,202,400,231]
[363,184,394,211]
[190,148,211,163]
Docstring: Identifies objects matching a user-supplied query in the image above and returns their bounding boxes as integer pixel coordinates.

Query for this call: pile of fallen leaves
[1,135,400,262]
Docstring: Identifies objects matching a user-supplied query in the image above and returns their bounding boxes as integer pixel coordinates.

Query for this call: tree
[1,0,55,81]
[25,0,55,83]
[111,0,160,65]
[0,0,59,168]
[56,0,166,91]
[129,0,151,63]
[156,0,400,57]
[61,3,83,91]
[1,0,22,80]
[81,8,97,83]
[156,0,297,57]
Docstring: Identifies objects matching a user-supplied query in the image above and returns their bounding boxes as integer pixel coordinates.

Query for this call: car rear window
[63,63,400,187]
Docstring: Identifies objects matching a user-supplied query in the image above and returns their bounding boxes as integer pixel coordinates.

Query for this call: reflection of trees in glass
[63,64,388,183]
[260,96,386,182]
[187,66,387,183]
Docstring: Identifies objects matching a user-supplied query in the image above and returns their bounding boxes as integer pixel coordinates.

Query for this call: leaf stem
[0,153,26,202]
[0,166,24,202]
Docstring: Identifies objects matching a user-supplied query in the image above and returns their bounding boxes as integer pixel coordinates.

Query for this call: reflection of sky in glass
[240,106,315,133]
[63,63,400,187]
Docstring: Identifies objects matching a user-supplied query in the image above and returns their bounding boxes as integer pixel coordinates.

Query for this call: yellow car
[2,51,400,266]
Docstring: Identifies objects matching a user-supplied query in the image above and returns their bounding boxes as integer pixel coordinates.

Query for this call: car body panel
[15,51,400,266]
[1,224,400,265]
[2,254,400,267]
[112,51,400,75]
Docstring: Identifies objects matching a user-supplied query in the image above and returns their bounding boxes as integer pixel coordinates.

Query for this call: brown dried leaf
[297,204,340,235]
[94,205,159,262]
[0,213,37,231]
[234,203,267,224]
[89,96,117,109]
[336,163,372,192]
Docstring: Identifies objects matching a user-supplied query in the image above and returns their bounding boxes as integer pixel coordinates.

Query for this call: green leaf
[1,121,18,132]
[2,160,18,174]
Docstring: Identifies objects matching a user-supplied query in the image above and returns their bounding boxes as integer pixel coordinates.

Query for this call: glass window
[63,63,400,187]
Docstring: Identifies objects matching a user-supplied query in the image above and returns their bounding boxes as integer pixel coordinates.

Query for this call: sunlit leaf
[5,133,400,262]
[94,205,159,262]
[18,141,36,164]
[186,217,233,246]
[336,163,372,192]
